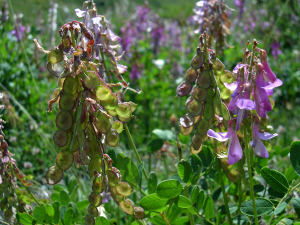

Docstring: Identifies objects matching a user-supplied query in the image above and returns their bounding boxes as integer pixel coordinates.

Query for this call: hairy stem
[219,170,233,225]
[238,174,243,213]
[243,120,259,225]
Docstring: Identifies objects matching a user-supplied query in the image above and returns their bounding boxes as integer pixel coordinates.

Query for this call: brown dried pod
[56,150,74,171]
[185,68,198,83]
[59,94,75,111]
[187,100,203,117]
[56,111,73,131]
[87,204,99,217]
[191,51,205,69]
[46,166,64,185]
[133,206,145,219]
[63,76,78,95]
[119,200,134,215]
[84,214,95,225]
[177,81,192,97]
[88,192,102,207]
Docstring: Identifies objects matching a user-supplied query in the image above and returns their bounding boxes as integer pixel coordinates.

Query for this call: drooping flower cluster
[208,40,281,164]
[34,1,145,223]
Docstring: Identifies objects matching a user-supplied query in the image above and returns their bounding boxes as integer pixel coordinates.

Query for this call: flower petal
[75,9,86,17]
[262,78,283,90]
[236,98,256,110]
[227,133,243,165]
[255,131,278,140]
[224,82,237,91]
[252,136,269,158]
[207,128,233,142]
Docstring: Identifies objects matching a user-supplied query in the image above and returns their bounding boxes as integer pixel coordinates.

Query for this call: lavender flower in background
[271,40,282,59]
[11,25,25,41]
[130,63,141,81]
[235,0,245,19]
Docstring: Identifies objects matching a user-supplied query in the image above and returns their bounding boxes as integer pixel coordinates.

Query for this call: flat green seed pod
[191,51,205,69]
[190,143,203,154]
[194,114,201,124]
[111,187,124,203]
[84,214,95,225]
[77,124,86,148]
[107,109,118,116]
[87,205,99,217]
[116,103,132,118]
[53,130,68,147]
[187,100,203,117]
[194,87,207,102]
[89,157,102,178]
[185,68,198,83]
[119,201,134,215]
[126,199,134,206]
[57,78,65,89]
[82,71,100,90]
[106,129,120,147]
[221,102,230,121]
[88,192,102,207]
[212,58,225,74]
[59,94,75,111]
[206,87,214,104]
[56,111,73,131]
[118,115,131,123]
[213,95,222,117]
[177,81,192,97]
[219,70,234,85]
[92,176,105,194]
[133,207,145,219]
[56,150,74,171]
[70,137,79,152]
[95,112,112,134]
[127,101,137,113]
[192,133,202,150]
[180,125,193,136]
[180,114,194,128]
[116,182,132,197]
[101,94,118,110]
[85,62,98,72]
[96,85,112,101]
[203,103,214,120]
[112,121,123,133]
[220,87,231,100]
[63,76,78,95]
[202,135,208,142]
[48,47,63,64]
[197,119,209,136]
[46,165,63,185]
[107,170,119,188]
[197,70,211,89]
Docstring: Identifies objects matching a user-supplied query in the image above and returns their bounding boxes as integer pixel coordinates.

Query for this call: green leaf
[107,149,117,167]
[60,190,71,206]
[156,180,183,199]
[190,186,200,204]
[63,208,74,225]
[241,198,273,216]
[95,216,109,225]
[116,153,139,185]
[203,196,214,219]
[152,129,175,140]
[148,172,158,194]
[76,200,89,211]
[261,167,289,193]
[68,202,78,219]
[198,145,214,167]
[233,215,249,225]
[290,141,300,176]
[178,160,193,184]
[139,193,169,211]
[268,187,284,198]
[52,201,60,224]
[147,139,164,153]
[196,190,205,212]
[277,218,293,225]
[138,162,144,188]
[17,212,34,225]
[285,165,298,182]
[274,202,287,215]
[60,205,68,221]
[51,192,60,202]
[171,216,189,224]
[187,154,202,175]
[33,204,46,223]
[292,198,300,217]
[45,204,55,217]
[253,184,265,194]
[174,195,192,208]
[167,204,182,221]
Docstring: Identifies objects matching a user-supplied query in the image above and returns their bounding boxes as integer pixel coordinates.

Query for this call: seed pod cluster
[176,33,231,154]
[35,1,145,223]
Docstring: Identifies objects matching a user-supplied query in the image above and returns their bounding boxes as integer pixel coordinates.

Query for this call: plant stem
[0,219,10,225]
[159,212,170,225]
[238,175,243,213]
[100,47,111,83]
[24,186,41,206]
[124,124,148,180]
[219,170,233,225]
[243,120,259,225]
[70,30,76,49]
[184,188,195,225]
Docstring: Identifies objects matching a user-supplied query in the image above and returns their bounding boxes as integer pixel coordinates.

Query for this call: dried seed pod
[187,100,203,117]
[191,51,205,69]
[180,125,193,136]
[112,121,123,134]
[116,182,133,197]
[59,93,75,111]
[1,140,8,151]
[84,214,95,225]
[197,119,209,136]
[56,150,74,171]
[87,204,99,217]
[94,112,112,134]
[192,133,202,150]
[177,81,192,97]
[111,187,124,203]
[106,129,120,147]
[107,170,119,188]
[185,68,198,83]
[82,71,100,90]
[63,76,78,95]
[226,169,239,183]
[116,103,132,118]
[101,94,118,110]
[56,111,73,131]
[179,114,194,128]
[46,166,64,185]
[190,143,203,154]
[197,70,211,89]
[48,47,63,64]
[88,192,102,207]
[95,85,112,101]
[133,206,145,219]
[92,176,104,194]
[119,200,134,215]
[194,87,207,102]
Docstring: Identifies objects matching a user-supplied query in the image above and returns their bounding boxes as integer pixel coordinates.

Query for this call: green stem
[100,47,111,83]
[24,186,41,206]
[243,120,259,225]
[238,174,243,213]
[70,30,76,49]
[184,188,195,225]
[159,213,170,225]
[219,170,233,225]
[0,219,10,225]
[124,124,148,180]
[196,211,215,225]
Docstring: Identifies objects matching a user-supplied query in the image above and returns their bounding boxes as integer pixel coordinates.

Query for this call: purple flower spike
[250,118,277,158]
[207,121,243,165]
[260,49,278,83]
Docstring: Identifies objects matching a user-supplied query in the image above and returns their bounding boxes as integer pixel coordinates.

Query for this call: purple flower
[250,117,277,158]
[130,63,141,81]
[207,120,243,165]
[11,25,25,41]
[271,41,282,60]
